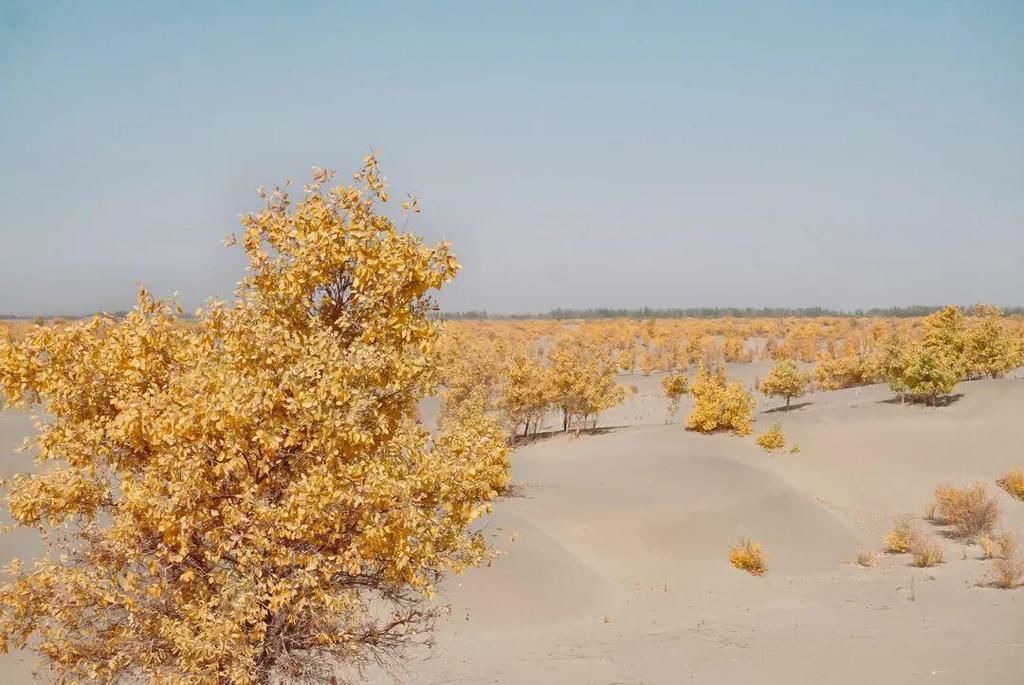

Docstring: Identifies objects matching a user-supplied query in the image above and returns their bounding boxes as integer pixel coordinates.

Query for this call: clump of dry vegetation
[909,536,944,567]
[986,532,1024,589]
[856,550,878,567]
[996,469,1024,501]
[931,483,1001,540]
[729,538,767,575]
[884,514,922,553]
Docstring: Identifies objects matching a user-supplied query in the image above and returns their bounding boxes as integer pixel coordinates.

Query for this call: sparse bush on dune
[979,531,1015,560]
[755,423,786,456]
[990,554,1024,589]
[661,371,690,422]
[856,550,878,567]
[909,535,945,567]
[979,535,1001,560]
[985,532,1024,589]
[996,469,1024,501]
[885,514,923,554]
[729,538,767,575]
[932,483,1001,541]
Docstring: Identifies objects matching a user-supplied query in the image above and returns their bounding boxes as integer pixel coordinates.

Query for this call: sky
[1,1,1022,316]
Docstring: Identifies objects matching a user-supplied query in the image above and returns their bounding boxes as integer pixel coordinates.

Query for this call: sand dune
[2,373,1023,683]
[366,374,1024,684]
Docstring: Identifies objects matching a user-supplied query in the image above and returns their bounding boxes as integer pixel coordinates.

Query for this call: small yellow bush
[884,514,921,553]
[932,483,1001,540]
[909,536,944,567]
[729,538,767,575]
[997,469,1024,500]
[686,366,755,436]
[756,423,786,455]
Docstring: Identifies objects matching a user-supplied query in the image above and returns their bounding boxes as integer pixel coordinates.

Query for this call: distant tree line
[442,305,1024,321]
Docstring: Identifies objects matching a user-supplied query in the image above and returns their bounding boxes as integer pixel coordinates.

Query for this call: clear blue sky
[1,1,1021,315]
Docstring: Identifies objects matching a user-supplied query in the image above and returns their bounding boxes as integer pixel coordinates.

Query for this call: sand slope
[2,374,1023,683]
[368,374,1024,684]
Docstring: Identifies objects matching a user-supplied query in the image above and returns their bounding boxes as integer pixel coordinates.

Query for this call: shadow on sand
[510,425,628,446]
[877,393,964,408]
[763,401,813,414]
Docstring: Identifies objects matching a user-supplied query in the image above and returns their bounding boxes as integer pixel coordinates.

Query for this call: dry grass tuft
[996,469,1024,501]
[979,535,1001,560]
[884,514,921,553]
[987,533,1024,589]
[909,536,944,567]
[856,550,877,567]
[932,483,1000,541]
[729,538,767,576]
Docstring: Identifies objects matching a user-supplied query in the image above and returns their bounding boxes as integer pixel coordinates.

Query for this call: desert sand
[3,368,1024,683]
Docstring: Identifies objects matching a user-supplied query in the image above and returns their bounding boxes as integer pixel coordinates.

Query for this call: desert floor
[3,366,1024,683]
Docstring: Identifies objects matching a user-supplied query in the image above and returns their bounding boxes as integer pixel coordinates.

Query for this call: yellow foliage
[932,483,1001,541]
[884,514,922,553]
[728,538,767,575]
[548,332,626,433]
[813,353,875,390]
[758,358,810,409]
[755,423,786,455]
[997,469,1024,501]
[499,348,554,438]
[0,159,510,683]
[661,371,689,421]
[685,366,754,436]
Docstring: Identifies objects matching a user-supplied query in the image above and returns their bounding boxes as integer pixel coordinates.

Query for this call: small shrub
[909,536,944,567]
[884,514,921,553]
[729,538,767,575]
[856,550,877,567]
[789,443,801,454]
[755,423,786,456]
[997,469,1024,501]
[979,536,1001,560]
[988,535,1024,589]
[932,483,1001,540]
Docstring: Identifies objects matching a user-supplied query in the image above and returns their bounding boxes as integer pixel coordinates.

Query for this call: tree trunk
[786,396,791,409]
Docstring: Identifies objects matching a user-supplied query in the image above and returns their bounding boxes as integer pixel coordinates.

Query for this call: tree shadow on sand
[877,393,964,407]
[763,401,813,414]
[509,425,628,446]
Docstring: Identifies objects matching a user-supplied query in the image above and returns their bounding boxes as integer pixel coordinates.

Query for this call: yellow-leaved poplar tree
[548,333,626,434]
[964,304,1022,380]
[661,371,690,422]
[0,158,510,684]
[499,348,554,438]
[685,366,754,436]
[758,358,810,410]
